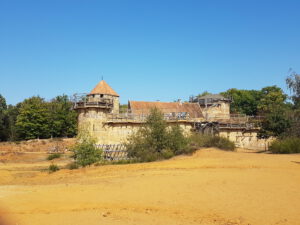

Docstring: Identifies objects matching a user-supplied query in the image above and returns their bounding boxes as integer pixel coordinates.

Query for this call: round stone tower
[74,80,120,143]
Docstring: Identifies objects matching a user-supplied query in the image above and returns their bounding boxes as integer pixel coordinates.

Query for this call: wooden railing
[107,112,194,122]
[73,99,113,109]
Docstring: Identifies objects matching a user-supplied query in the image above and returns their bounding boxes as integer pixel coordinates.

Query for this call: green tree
[168,124,188,155]
[16,96,51,140]
[221,89,261,115]
[0,94,8,141]
[126,108,189,161]
[48,95,77,138]
[257,86,287,113]
[144,108,169,152]
[258,107,291,138]
[5,104,20,141]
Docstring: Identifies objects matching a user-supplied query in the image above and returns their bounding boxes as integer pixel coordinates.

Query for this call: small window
[100,94,104,98]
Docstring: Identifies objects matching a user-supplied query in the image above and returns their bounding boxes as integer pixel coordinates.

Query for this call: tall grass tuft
[189,134,235,151]
[47,153,61,160]
[269,137,300,154]
[48,164,60,173]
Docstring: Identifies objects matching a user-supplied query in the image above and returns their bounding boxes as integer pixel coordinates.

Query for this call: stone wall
[77,107,274,150]
[94,122,193,144]
[77,109,193,144]
[219,130,274,151]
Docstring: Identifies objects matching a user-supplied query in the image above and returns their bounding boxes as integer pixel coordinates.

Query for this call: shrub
[71,130,102,167]
[168,124,189,155]
[161,149,174,159]
[189,134,235,151]
[126,109,235,162]
[126,108,189,162]
[269,137,300,154]
[47,153,61,160]
[49,164,60,173]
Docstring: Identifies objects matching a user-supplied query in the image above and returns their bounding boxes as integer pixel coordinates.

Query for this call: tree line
[0,95,77,141]
[0,71,299,144]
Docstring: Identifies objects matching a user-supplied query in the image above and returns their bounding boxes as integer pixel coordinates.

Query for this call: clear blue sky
[1,0,300,105]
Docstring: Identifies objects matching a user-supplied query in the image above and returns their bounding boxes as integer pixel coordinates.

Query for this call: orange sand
[0,148,300,225]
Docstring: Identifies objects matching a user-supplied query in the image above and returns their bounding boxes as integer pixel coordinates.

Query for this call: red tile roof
[128,101,203,118]
[89,80,119,97]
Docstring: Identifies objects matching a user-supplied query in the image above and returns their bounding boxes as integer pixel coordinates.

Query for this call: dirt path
[0,148,300,225]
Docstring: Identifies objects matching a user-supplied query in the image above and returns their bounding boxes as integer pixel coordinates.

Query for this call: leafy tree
[256,86,290,138]
[258,107,291,138]
[168,124,188,155]
[0,94,8,141]
[257,86,287,113]
[48,95,77,138]
[5,104,20,141]
[16,96,51,140]
[126,108,189,162]
[221,89,261,115]
[286,70,300,109]
[144,108,170,152]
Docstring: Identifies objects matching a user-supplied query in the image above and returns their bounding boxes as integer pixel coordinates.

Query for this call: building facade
[74,80,272,150]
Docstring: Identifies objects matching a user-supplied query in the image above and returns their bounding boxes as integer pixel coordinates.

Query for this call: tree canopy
[0,94,8,141]
[0,94,77,141]
[221,88,261,115]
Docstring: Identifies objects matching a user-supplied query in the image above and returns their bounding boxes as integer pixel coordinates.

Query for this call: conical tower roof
[88,80,119,97]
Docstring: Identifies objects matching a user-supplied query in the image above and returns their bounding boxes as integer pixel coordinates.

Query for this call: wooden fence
[96,144,128,161]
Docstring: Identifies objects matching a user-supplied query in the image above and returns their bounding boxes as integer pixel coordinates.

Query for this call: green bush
[49,164,60,173]
[269,137,300,154]
[126,109,235,162]
[189,134,235,151]
[126,108,189,162]
[168,124,189,155]
[47,153,61,160]
[71,131,102,167]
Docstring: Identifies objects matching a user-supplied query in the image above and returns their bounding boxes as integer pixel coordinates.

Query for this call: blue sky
[0,0,300,105]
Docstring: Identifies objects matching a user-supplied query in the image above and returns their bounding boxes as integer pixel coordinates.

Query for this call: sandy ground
[0,148,300,225]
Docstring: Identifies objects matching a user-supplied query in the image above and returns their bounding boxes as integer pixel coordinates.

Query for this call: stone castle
[74,80,272,150]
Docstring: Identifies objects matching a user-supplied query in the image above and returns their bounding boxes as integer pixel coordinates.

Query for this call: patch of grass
[48,164,60,173]
[111,158,140,164]
[66,162,79,170]
[189,134,235,151]
[269,137,300,154]
[94,158,140,166]
[47,153,61,160]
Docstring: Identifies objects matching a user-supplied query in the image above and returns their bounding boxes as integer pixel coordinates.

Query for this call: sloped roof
[88,80,119,97]
[128,101,203,118]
